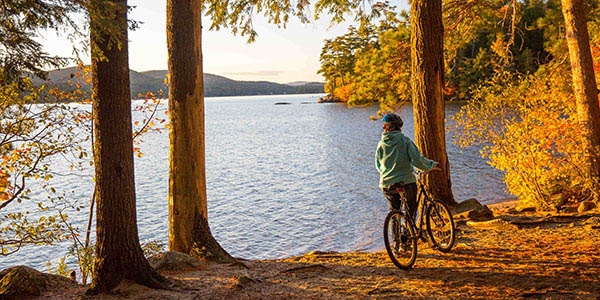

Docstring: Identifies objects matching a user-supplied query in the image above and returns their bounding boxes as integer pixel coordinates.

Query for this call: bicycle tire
[383,210,418,269]
[425,200,456,253]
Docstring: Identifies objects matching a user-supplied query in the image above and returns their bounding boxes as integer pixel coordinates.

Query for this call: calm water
[0,94,512,270]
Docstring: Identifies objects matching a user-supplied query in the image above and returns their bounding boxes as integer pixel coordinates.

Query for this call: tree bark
[166,0,235,262]
[88,0,166,293]
[561,0,600,189]
[410,0,456,205]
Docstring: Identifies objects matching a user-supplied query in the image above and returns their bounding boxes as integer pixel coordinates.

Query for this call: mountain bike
[383,169,456,269]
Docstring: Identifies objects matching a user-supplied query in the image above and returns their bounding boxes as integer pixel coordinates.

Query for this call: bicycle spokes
[384,210,418,269]
[425,201,456,253]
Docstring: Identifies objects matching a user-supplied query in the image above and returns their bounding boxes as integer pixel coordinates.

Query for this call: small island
[317,94,342,103]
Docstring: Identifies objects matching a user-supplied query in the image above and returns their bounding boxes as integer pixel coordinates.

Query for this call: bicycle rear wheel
[383,210,417,269]
[425,200,456,252]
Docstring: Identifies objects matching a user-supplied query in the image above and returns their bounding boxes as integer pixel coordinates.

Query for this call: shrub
[452,65,595,210]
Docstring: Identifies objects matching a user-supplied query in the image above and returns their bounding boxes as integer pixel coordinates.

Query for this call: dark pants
[382,182,418,220]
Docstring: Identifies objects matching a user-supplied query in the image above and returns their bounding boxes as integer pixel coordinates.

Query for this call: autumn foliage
[452,65,596,210]
[0,79,83,255]
[0,64,167,260]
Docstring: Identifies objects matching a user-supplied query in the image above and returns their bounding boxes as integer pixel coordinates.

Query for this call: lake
[0,94,512,271]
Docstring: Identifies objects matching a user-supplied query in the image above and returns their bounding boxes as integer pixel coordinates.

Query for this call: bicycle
[383,169,456,269]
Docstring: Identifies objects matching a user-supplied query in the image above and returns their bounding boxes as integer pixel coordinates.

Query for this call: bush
[452,65,596,210]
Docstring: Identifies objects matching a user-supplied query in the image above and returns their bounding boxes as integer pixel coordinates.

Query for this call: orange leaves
[133,146,143,158]
[0,168,11,201]
[334,84,353,103]
[72,112,92,125]
[453,67,591,210]
[0,146,38,202]
[131,97,168,158]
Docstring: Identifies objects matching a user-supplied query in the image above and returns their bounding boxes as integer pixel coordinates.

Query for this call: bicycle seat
[391,181,405,192]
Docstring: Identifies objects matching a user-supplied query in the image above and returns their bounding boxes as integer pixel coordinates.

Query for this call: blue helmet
[382,113,403,130]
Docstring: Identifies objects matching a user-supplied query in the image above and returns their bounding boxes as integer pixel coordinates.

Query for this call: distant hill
[35,67,324,98]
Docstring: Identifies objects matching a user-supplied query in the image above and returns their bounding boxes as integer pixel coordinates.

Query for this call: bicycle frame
[396,173,434,239]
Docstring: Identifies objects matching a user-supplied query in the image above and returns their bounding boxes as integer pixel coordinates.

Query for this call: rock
[466,205,495,221]
[317,94,341,103]
[487,200,518,214]
[0,266,46,298]
[577,200,596,213]
[0,266,73,299]
[453,198,484,215]
[148,251,202,271]
[453,199,495,222]
[234,274,258,288]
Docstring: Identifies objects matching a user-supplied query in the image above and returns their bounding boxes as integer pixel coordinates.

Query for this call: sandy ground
[19,202,600,299]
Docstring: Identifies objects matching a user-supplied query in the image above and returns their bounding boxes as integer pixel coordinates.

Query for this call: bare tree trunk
[410,0,456,205]
[166,0,235,262]
[88,0,166,294]
[561,0,600,191]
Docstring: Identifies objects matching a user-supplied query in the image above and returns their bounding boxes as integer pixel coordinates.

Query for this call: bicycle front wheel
[383,210,417,269]
[425,200,456,253]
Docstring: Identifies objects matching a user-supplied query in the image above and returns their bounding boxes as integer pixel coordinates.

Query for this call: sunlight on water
[1,94,511,270]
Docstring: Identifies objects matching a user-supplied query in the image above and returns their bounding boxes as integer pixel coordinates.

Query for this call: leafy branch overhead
[0,0,86,83]
[203,0,397,42]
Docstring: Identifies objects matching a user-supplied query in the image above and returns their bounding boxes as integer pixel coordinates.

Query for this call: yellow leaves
[454,68,590,209]
[1,210,69,255]
[0,168,11,201]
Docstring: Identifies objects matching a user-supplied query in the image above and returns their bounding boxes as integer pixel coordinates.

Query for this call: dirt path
[21,206,600,299]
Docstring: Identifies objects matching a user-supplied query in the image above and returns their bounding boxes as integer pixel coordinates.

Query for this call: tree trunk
[561,0,600,191]
[166,0,235,262]
[88,0,166,293]
[410,0,456,205]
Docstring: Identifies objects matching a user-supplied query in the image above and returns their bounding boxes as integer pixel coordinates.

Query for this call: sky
[40,0,408,84]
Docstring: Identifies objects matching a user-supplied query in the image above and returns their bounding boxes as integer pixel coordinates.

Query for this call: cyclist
[375,113,440,220]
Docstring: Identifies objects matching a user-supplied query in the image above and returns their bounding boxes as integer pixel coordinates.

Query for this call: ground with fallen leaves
[25,201,600,299]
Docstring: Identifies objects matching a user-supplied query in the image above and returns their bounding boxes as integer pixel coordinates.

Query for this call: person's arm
[407,140,438,171]
[375,144,383,174]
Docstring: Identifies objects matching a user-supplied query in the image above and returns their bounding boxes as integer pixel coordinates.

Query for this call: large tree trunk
[410,0,456,205]
[166,0,235,262]
[88,0,166,293]
[561,0,600,191]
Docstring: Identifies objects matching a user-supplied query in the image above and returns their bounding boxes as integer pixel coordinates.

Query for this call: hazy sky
[41,0,409,84]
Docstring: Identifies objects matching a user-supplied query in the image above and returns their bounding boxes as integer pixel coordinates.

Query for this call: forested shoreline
[35,67,325,98]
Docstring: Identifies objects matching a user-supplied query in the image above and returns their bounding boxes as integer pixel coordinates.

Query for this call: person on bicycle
[375,113,440,220]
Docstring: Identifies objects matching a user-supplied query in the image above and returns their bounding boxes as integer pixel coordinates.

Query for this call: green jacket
[375,130,437,188]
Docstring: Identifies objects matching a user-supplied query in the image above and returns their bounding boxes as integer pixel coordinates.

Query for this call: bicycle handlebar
[415,164,441,174]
